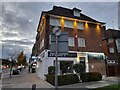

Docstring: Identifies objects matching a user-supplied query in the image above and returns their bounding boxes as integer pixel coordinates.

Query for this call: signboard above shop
[48,51,77,58]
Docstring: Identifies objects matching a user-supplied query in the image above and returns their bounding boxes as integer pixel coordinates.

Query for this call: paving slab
[2,68,54,89]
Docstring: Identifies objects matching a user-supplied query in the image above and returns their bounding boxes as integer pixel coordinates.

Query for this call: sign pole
[55,35,58,90]
[52,26,61,90]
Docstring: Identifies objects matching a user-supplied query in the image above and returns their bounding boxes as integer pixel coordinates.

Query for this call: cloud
[118,1,120,29]
[1,2,119,59]
[2,0,120,2]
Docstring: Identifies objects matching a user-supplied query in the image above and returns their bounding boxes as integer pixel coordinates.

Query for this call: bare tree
[6,45,20,77]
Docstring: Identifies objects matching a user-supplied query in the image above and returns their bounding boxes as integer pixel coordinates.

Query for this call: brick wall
[88,60,106,75]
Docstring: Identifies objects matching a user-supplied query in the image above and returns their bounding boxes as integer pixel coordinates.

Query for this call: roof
[37,6,105,32]
[105,29,120,39]
[46,6,105,24]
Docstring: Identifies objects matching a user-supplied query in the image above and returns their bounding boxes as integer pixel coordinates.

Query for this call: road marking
[2,73,10,75]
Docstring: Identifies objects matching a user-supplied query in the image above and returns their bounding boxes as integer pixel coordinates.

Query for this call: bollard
[32,84,36,90]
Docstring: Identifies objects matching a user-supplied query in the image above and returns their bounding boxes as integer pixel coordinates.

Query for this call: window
[73,10,80,17]
[50,17,60,26]
[78,22,84,30]
[40,21,44,36]
[64,20,74,28]
[109,47,114,53]
[115,39,120,53]
[88,54,104,60]
[78,38,85,47]
[108,38,113,43]
[40,39,44,49]
[49,34,51,45]
[68,37,75,46]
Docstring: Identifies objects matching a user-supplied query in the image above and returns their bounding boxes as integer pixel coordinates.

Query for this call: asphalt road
[2,68,10,79]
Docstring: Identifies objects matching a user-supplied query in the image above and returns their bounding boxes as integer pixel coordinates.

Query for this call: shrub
[45,74,79,86]
[48,66,55,74]
[72,63,85,74]
[80,72,102,82]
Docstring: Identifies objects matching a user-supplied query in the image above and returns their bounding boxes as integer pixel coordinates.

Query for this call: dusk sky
[0,1,120,60]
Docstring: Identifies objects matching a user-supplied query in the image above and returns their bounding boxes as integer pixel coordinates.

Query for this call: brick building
[32,6,107,80]
[103,29,120,76]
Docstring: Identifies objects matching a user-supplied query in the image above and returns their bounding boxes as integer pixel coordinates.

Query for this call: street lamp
[52,26,61,89]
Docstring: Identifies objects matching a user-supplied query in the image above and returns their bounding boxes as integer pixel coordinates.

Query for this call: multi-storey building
[32,6,107,80]
[103,29,120,76]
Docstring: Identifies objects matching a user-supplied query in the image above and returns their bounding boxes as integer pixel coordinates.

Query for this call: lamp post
[52,26,61,89]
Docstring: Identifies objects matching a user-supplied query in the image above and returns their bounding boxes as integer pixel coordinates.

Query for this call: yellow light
[74,20,77,29]
[96,24,101,35]
[61,17,64,25]
[61,17,64,31]
[42,16,45,19]
[96,24,100,31]
[85,22,89,30]
[74,20,78,36]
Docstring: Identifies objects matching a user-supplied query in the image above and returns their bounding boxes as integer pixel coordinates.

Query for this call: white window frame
[115,39,120,53]
[64,20,74,28]
[73,10,80,17]
[78,38,85,47]
[108,38,113,44]
[109,47,114,53]
[40,39,44,49]
[49,34,51,45]
[78,22,84,30]
[68,37,75,46]
[50,17,60,26]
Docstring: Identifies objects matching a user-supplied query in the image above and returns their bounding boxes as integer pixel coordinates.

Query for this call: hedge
[45,74,79,86]
[80,72,102,82]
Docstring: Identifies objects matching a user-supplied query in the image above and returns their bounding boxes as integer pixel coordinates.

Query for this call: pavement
[1,67,120,90]
[2,67,54,89]
[59,76,120,89]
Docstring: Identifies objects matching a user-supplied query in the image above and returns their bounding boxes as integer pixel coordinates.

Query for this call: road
[2,68,10,78]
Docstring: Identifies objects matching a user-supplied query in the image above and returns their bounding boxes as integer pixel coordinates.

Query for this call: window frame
[64,19,74,29]
[78,38,85,47]
[68,37,75,46]
[50,17,60,26]
[109,47,115,53]
[77,22,84,30]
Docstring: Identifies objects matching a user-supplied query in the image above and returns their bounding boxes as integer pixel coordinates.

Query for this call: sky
[0,1,120,60]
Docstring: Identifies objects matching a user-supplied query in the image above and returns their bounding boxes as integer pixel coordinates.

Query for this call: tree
[17,51,27,66]
[48,66,55,74]
[23,55,27,66]
[17,51,24,65]
[5,45,20,77]
[72,63,85,74]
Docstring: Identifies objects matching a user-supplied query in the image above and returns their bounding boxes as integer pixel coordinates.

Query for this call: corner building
[33,6,107,80]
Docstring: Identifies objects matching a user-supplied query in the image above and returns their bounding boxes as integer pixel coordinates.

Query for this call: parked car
[17,66,22,72]
[12,70,19,75]
[32,64,36,73]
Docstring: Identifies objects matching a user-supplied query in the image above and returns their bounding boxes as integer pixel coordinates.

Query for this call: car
[31,64,36,73]
[12,70,19,75]
[17,66,22,72]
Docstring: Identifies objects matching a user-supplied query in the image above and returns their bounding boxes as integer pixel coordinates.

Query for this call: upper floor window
[40,39,44,49]
[68,37,75,46]
[50,17,60,26]
[49,34,51,45]
[115,39,120,53]
[78,22,84,30]
[108,38,113,44]
[73,10,80,17]
[109,47,114,53]
[64,20,74,28]
[78,38,85,47]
